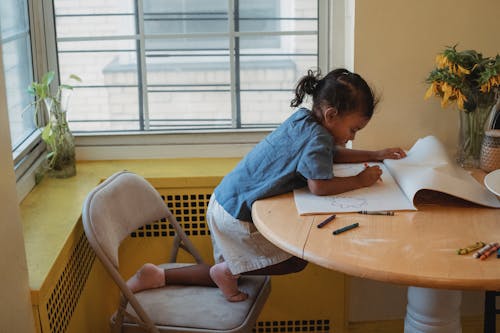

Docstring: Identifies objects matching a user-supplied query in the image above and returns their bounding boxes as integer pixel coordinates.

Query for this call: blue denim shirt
[214,108,336,222]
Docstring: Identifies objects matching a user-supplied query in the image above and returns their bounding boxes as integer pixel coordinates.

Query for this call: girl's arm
[333,146,406,163]
[307,166,382,196]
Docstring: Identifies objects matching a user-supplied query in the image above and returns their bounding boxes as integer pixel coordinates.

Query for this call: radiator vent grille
[45,232,95,333]
[131,192,212,237]
[253,319,331,332]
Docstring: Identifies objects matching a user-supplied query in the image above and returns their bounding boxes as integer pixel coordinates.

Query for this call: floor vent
[45,232,95,333]
[254,319,331,332]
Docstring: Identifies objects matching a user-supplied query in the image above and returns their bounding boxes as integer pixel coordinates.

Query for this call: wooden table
[252,189,500,332]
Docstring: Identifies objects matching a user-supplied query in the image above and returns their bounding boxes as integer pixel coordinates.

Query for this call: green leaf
[27,84,36,95]
[41,124,53,143]
[69,74,82,82]
[60,84,74,90]
[42,71,55,86]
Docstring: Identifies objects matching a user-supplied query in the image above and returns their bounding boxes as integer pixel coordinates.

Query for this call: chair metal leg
[484,290,497,333]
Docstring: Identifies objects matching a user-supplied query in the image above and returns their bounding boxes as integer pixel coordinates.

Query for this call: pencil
[332,222,359,235]
[317,214,336,228]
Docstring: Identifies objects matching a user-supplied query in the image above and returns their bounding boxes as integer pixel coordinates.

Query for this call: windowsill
[20,158,239,294]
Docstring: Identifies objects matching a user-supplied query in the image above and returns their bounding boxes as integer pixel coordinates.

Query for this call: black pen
[332,222,359,235]
[316,214,336,228]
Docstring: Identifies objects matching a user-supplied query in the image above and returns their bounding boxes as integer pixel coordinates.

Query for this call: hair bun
[303,69,321,94]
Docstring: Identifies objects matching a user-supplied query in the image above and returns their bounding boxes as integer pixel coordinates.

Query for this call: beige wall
[0,49,36,332]
[347,0,499,322]
[353,0,499,153]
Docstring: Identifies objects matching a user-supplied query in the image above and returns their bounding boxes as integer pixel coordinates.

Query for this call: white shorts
[206,194,293,275]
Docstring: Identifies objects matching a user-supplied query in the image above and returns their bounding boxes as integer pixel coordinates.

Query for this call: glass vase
[44,99,76,178]
[456,105,492,168]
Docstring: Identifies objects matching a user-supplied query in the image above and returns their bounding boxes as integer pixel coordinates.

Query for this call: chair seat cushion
[119,264,270,331]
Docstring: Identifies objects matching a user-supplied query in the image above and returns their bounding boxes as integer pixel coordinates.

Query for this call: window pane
[58,41,138,86]
[1,0,35,150]
[54,0,319,133]
[54,0,136,38]
[146,36,231,130]
[148,91,231,130]
[237,0,317,33]
[69,87,140,132]
[0,0,28,38]
[144,0,228,36]
[239,34,317,127]
[3,37,35,147]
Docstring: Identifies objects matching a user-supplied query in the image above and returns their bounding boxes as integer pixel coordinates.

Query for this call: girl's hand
[357,165,382,187]
[374,148,406,161]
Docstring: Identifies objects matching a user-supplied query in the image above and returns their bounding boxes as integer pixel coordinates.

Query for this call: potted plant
[424,45,500,167]
[28,71,81,178]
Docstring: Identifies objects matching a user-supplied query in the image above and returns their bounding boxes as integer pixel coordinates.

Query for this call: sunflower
[425,45,499,113]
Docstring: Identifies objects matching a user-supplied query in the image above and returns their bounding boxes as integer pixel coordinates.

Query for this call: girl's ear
[324,107,338,121]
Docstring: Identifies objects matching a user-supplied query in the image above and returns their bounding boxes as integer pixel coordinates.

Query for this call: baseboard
[346,316,486,333]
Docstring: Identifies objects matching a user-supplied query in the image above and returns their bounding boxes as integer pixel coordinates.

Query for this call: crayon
[457,241,486,255]
[473,242,499,259]
[364,163,383,182]
[358,210,395,216]
[480,244,500,260]
[332,223,359,235]
[317,214,336,228]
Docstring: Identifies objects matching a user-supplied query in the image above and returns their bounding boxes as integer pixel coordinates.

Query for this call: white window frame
[10,0,54,202]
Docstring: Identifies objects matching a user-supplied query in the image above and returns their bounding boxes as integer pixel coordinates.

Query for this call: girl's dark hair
[290,68,378,120]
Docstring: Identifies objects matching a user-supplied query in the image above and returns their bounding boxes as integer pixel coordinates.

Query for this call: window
[1,0,36,152]
[54,0,321,132]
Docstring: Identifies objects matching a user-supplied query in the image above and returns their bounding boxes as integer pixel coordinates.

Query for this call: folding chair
[82,171,270,332]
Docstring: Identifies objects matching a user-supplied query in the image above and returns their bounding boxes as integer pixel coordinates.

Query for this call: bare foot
[209,262,248,302]
[126,263,165,293]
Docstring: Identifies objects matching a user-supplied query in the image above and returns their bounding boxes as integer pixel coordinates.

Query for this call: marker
[332,222,359,235]
[358,210,394,216]
[317,214,336,228]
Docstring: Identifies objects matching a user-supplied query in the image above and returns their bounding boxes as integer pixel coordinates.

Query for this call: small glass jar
[480,129,500,172]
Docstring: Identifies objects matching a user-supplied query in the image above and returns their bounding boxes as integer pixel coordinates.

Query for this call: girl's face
[321,107,370,146]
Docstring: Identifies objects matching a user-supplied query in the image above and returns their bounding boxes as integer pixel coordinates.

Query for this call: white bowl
[484,169,500,196]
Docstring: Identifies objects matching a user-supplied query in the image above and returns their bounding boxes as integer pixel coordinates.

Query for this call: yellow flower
[452,64,470,75]
[480,75,500,93]
[440,83,455,107]
[424,82,440,99]
[435,54,450,68]
[457,91,467,110]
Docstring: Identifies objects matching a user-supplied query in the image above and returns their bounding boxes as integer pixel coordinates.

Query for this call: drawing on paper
[329,196,368,210]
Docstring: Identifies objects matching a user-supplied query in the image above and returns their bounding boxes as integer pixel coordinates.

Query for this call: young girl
[127,68,406,302]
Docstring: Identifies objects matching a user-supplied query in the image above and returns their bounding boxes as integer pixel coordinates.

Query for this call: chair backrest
[82,171,169,268]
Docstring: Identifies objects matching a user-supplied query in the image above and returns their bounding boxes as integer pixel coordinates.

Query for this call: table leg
[404,286,462,333]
